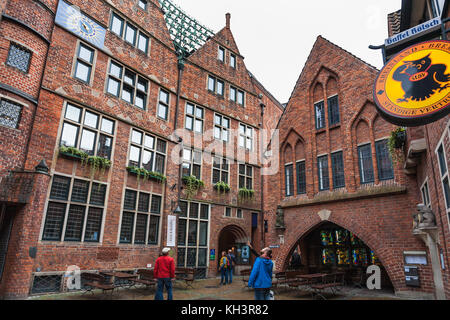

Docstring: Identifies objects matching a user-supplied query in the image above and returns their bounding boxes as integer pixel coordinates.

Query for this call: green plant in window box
[238,187,255,201]
[213,181,231,194]
[126,166,167,184]
[388,127,406,164]
[182,175,204,199]
[59,146,111,177]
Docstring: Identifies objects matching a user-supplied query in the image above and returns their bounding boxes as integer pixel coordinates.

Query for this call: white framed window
[138,0,147,10]
[110,12,149,54]
[238,164,253,190]
[42,174,106,243]
[239,123,254,150]
[421,179,431,208]
[224,207,232,217]
[185,102,204,133]
[74,42,95,83]
[218,46,225,62]
[214,113,230,142]
[236,209,243,219]
[119,189,162,245]
[207,75,225,96]
[229,86,237,102]
[237,89,245,106]
[230,53,236,68]
[177,201,210,269]
[128,128,167,174]
[157,89,170,120]
[182,148,202,179]
[60,103,115,159]
[106,60,149,109]
[212,156,229,184]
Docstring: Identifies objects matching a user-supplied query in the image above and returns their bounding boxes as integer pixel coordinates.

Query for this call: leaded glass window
[375,140,394,181]
[6,43,31,73]
[128,128,167,174]
[331,151,345,189]
[318,155,329,191]
[0,99,22,129]
[358,144,374,184]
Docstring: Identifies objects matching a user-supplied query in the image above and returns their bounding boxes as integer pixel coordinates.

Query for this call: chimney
[226,13,231,29]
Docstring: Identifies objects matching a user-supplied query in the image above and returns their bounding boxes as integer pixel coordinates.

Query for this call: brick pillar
[0,171,51,299]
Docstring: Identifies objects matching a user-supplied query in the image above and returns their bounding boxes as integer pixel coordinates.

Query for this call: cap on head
[162,248,171,254]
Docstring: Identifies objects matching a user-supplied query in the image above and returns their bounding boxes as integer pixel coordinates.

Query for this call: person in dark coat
[290,250,302,270]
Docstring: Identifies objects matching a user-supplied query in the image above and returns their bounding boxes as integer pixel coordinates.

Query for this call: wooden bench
[310,273,345,300]
[175,267,195,288]
[133,269,156,288]
[81,273,116,296]
[240,268,252,287]
[283,271,308,289]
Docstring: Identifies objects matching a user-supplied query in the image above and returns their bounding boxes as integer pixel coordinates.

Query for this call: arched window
[284,144,294,196]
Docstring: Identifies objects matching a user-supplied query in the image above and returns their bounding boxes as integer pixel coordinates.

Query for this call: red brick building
[0,0,283,298]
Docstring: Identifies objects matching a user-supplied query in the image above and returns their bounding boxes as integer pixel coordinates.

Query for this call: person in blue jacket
[247,247,273,300]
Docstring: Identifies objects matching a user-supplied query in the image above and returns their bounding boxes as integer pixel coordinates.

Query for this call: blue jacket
[248,257,273,289]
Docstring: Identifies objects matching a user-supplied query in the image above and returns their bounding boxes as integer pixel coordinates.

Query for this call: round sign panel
[374,40,450,126]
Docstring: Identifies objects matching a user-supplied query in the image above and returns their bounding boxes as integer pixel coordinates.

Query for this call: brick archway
[277,216,396,289]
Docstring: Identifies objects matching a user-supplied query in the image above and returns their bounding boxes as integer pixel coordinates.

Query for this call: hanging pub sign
[374,40,450,126]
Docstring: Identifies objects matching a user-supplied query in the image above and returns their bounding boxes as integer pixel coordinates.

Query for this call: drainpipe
[174,55,185,215]
[260,102,266,249]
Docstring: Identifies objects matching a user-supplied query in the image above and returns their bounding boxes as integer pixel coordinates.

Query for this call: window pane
[318,156,329,191]
[79,129,96,155]
[328,96,340,126]
[218,47,225,61]
[177,219,186,245]
[188,221,197,246]
[122,85,133,103]
[185,116,193,130]
[208,76,215,91]
[101,118,114,134]
[217,80,224,95]
[297,161,306,194]
[155,154,165,174]
[151,195,162,213]
[124,189,137,210]
[331,152,345,188]
[131,129,143,145]
[84,207,103,242]
[237,91,244,105]
[119,212,134,243]
[437,145,448,176]
[60,122,79,147]
[109,62,123,78]
[358,144,374,184]
[138,192,150,212]
[90,183,106,206]
[138,33,149,53]
[230,87,236,101]
[177,248,186,267]
[198,248,207,267]
[285,164,293,196]
[97,134,112,159]
[42,202,66,241]
[74,61,90,82]
[200,204,209,219]
[125,23,137,45]
[71,179,89,203]
[189,202,199,218]
[107,77,120,96]
[443,177,450,208]
[134,214,148,244]
[179,201,188,217]
[199,222,208,246]
[142,150,153,171]
[137,78,148,92]
[315,101,325,129]
[148,215,159,245]
[194,119,203,133]
[159,90,169,104]
[138,0,147,10]
[145,135,155,149]
[157,140,166,153]
[376,140,394,180]
[214,127,221,140]
[50,175,71,200]
[230,54,236,68]
[129,145,141,167]
[186,103,194,115]
[84,111,99,128]
[65,104,81,122]
[64,205,86,241]
[158,104,167,119]
[111,14,124,36]
[195,107,204,119]
[78,44,94,63]
[187,248,196,267]
[6,44,31,72]
[135,92,146,109]
[124,70,135,86]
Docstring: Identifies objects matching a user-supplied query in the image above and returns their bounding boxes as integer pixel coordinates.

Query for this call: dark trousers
[227,267,233,283]
[220,268,228,284]
[254,288,271,300]
[155,278,173,300]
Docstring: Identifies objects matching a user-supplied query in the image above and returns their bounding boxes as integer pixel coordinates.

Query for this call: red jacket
[154,255,175,279]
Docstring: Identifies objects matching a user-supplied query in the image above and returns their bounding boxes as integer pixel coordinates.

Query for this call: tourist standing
[227,249,236,284]
[154,247,175,300]
[219,251,228,285]
[248,248,274,300]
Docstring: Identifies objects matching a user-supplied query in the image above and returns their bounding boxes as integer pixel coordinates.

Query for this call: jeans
[254,288,271,300]
[227,267,233,283]
[155,278,173,300]
[220,268,228,284]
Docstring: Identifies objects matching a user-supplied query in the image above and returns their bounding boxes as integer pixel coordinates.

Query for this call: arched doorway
[218,225,250,275]
[286,222,393,290]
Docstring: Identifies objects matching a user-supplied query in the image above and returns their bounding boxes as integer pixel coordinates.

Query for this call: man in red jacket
[154,247,175,300]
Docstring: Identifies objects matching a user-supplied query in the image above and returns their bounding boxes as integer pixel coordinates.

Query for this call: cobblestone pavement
[29,276,406,300]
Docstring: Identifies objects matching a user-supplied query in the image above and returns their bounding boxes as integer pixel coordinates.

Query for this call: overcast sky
[169,0,402,103]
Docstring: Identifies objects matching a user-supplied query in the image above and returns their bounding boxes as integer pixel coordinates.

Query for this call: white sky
[169,0,402,103]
